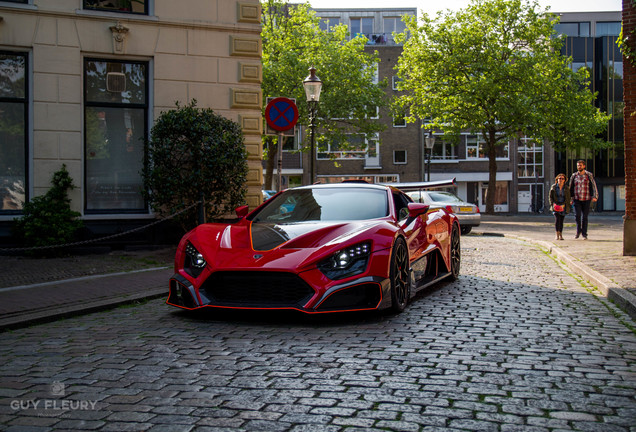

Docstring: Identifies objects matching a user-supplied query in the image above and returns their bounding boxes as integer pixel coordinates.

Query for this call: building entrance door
[518,186,531,212]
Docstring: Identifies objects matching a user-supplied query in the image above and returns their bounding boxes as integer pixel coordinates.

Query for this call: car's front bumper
[167,272,391,313]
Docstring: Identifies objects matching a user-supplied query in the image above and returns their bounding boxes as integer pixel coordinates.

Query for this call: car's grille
[200,271,315,308]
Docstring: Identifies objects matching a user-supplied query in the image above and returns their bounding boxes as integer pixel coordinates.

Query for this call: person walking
[569,160,598,240]
[549,174,571,240]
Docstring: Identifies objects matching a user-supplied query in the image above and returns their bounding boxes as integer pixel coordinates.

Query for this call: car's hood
[250,220,384,251]
[189,219,393,272]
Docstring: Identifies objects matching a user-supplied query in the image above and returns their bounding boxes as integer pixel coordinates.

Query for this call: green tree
[262,0,387,188]
[395,0,610,213]
[143,100,248,230]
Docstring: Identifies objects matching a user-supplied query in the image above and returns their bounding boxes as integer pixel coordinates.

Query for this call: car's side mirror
[235,205,249,219]
[408,202,430,218]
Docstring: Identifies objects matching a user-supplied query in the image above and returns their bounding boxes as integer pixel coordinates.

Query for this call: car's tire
[460,226,472,235]
[449,223,461,281]
[389,237,410,313]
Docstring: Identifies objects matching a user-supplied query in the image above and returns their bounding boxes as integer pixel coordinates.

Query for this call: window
[365,106,380,119]
[482,182,509,209]
[571,62,592,74]
[0,52,28,213]
[83,0,148,15]
[368,63,379,84]
[350,17,374,38]
[609,59,623,79]
[602,185,626,211]
[431,139,457,160]
[517,138,543,178]
[392,108,407,127]
[394,150,407,164]
[383,17,406,44]
[318,134,369,160]
[319,18,340,32]
[84,59,148,213]
[554,22,590,37]
[281,135,299,151]
[2,0,28,3]
[392,76,402,90]
[466,135,509,159]
[596,22,621,37]
[366,135,379,163]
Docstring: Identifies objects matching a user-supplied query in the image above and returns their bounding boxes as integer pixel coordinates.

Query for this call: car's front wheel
[449,223,461,281]
[390,237,410,313]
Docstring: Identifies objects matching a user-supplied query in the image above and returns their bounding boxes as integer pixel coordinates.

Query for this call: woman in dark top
[549,173,571,240]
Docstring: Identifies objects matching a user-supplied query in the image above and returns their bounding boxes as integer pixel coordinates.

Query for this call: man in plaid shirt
[569,160,598,240]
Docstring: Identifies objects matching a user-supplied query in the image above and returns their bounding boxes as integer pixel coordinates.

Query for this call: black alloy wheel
[390,237,410,313]
[450,223,461,281]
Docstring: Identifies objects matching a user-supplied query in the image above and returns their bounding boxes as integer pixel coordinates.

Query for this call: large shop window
[84,59,148,213]
[0,52,27,213]
[83,0,148,14]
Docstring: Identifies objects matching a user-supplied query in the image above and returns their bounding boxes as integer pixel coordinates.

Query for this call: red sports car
[167,182,461,314]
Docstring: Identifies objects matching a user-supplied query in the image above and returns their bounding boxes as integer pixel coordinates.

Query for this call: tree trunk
[264,137,277,190]
[485,131,499,214]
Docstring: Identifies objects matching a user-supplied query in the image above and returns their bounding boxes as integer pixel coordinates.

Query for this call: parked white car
[406,190,480,235]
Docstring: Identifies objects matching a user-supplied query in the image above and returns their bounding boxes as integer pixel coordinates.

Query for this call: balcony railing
[351,33,401,46]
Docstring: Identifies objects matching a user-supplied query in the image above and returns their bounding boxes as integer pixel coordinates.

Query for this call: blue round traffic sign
[265,97,299,132]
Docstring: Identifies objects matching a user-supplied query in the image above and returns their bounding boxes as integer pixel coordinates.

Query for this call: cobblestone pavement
[1,236,635,431]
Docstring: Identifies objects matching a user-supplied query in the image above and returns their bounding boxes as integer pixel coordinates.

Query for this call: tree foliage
[143,101,248,230]
[262,0,387,188]
[395,0,610,213]
[13,165,83,255]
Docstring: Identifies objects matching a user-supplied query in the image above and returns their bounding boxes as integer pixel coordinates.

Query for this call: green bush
[143,100,249,230]
[13,164,83,254]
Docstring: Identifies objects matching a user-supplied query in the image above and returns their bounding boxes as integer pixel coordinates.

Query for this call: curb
[0,289,167,333]
[493,233,636,322]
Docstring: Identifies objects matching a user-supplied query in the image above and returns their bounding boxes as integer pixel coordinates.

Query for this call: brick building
[622,0,636,255]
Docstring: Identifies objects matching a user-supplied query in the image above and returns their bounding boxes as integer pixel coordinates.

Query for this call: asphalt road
[1,236,635,431]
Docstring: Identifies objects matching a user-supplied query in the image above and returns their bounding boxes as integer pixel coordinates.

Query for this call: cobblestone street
[1,236,635,431]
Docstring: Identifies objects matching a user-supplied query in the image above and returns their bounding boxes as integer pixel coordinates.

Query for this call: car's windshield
[427,191,463,203]
[250,187,389,223]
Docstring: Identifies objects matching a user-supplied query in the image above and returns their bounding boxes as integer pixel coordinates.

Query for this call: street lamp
[424,132,436,182]
[303,66,322,184]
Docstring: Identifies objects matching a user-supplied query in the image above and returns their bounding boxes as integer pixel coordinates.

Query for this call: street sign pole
[277,133,284,192]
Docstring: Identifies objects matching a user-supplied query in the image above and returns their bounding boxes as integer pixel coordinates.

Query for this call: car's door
[394,191,427,261]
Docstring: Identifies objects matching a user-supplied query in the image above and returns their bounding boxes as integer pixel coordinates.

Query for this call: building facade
[282,7,622,214]
[0,0,263,241]
[555,11,624,212]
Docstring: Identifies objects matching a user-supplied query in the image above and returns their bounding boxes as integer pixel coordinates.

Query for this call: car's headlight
[318,242,371,280]
[184,242,207,278]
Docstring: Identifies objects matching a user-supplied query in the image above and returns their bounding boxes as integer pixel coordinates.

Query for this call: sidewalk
[474,212,636,320]
[0,248,175,331]
[0,213,634,331]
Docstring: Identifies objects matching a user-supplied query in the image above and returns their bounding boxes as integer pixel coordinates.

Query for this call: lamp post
[424,132,436,182]
[303,66,322,184]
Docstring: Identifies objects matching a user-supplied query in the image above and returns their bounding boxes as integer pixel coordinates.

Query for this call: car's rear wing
[381,178,456,192]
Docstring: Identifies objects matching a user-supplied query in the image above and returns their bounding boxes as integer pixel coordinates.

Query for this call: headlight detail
[184,242,207,278]
[319,242,371,280]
